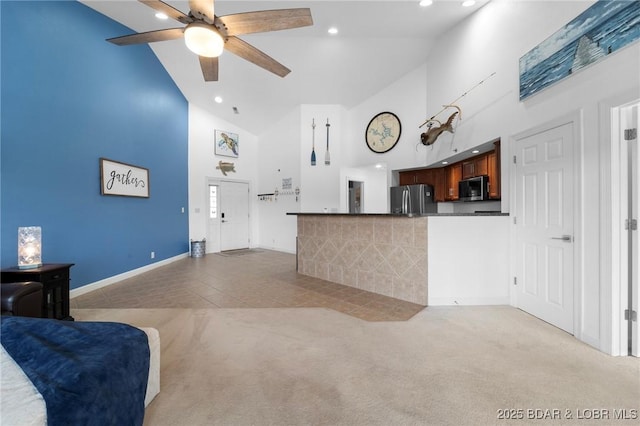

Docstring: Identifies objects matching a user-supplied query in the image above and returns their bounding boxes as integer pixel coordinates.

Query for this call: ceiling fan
[107,0,313,82]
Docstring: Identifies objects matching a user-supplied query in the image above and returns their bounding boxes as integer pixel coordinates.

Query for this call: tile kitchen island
[288,212,510,306]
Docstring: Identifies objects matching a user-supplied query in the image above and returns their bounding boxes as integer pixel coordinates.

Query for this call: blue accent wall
[1,1,189,289]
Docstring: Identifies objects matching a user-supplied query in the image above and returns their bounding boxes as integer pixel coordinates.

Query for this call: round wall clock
[365,111,402,153]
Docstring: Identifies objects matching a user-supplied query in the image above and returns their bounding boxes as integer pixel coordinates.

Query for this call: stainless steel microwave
[459,175,488,202]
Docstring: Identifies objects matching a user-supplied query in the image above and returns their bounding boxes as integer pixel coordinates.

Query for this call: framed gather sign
[100,158,149,198]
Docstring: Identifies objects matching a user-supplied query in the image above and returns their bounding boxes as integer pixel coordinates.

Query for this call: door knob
[551,235,572,242]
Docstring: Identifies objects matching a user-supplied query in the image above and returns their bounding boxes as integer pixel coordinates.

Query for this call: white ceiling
[80,0,489,135]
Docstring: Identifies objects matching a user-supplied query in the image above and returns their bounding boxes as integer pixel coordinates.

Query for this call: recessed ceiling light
[462,0,476,7]
[214,96,223,103]
[419,0,433,7]
[328,27,338,35]
[375,164,383,169]
[472,149,480,154]
[155,12,168,20]
[441,161,449,165]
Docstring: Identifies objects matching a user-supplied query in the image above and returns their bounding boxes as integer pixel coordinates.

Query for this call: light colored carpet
[72,306,640,426]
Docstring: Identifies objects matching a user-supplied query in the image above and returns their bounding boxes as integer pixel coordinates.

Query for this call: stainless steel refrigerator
[390,184,437,215]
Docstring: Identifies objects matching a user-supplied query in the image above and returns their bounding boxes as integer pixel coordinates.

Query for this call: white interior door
[515,122,574,334]
[220,181,250,251]
[631,128,638,356]
[617,102,639,356]
[624,104,639,356]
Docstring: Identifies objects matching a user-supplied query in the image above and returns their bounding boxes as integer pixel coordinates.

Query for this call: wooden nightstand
[1,263,75,320]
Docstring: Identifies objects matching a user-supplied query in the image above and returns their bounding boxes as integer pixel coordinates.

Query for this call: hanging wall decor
[365,111,401,153]
[311,119,317,166]
[100,158,149,198]
[325,118,331,166]
[519,0,640,101]
[216,161,236,176]
[214,130,239,158]
[418,72,495,147]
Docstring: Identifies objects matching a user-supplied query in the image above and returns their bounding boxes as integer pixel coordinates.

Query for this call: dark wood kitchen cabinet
[398,170,416,185]
[445,163,462,201]
[431,168,446,202]
[1,263,74,320]
[462,154,488,180]
[396,138,500,202]
[398,168,445,201]
[487,140,501,199]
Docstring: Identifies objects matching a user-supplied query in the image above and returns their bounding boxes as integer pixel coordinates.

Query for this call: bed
[0,316,160,426]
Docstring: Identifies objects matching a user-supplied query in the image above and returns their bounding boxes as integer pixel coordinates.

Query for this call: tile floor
[71,249,425,321]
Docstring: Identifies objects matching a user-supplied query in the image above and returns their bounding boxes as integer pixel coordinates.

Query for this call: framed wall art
[214,130,239,158]
[100,158,149,198]
[519,0,640,101]
[365,111,401,153]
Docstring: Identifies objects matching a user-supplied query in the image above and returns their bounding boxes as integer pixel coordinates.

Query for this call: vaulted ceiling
[81,0,488,135]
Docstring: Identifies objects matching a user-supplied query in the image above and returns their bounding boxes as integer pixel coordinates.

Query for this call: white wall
[345,64,429,171]
[188,104,259,250]
[299,104,347,213]
[428,216,510,305]
[255,108,301,253]
[339,164,389,213]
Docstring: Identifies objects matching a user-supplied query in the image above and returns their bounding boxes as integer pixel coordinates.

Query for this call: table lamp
[18,226,42,269]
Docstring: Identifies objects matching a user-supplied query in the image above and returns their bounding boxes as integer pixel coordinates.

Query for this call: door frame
[509,110,583,338]
[204,177,252,253]
[609,99,640,356]
[347,179,364,214]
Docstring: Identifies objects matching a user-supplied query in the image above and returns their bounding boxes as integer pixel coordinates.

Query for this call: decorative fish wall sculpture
[420,107,460,146]
[418,72,496,147]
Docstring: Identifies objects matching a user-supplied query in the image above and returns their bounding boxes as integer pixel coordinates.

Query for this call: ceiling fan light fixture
[184,23,224,58]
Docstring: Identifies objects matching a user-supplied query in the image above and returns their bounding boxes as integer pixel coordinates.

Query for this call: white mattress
[0,326,160,425]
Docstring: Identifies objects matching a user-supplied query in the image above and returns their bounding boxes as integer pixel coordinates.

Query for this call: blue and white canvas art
[214,129,239,158]
[519,0,640,101]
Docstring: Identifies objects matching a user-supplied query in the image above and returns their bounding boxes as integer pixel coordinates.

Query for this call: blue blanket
[1,316,150,426]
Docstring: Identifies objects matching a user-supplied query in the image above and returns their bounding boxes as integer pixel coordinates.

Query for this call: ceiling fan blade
[189,0,215,24]
[224,36,291,78]
[139,0,192,25]
[218,9,313,36]
[199,56,219,82]
[107,28,184,46]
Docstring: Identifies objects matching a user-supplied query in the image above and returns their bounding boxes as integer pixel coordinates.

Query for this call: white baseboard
[70,253,189,298]
[427,297,510,306]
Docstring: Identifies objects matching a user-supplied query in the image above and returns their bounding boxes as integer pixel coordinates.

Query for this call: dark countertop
[287,212,509,217]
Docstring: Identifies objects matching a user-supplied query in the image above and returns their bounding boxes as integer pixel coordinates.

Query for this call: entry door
[219,181,249,251]
[515,122,574,334]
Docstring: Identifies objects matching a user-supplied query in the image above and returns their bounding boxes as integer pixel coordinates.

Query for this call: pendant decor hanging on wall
[311,118,316,166]
[418,71,496,148]
[325,118,331,166]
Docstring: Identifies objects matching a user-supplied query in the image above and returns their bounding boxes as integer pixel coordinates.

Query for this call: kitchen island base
[296,215,427,305]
